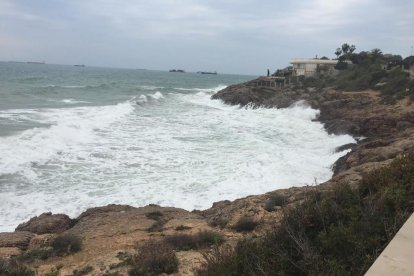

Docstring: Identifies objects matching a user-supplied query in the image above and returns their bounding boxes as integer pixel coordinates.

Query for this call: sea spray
[0,65,353,231]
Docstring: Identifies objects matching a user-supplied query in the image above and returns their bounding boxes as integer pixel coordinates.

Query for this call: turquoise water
[0,62,354,231]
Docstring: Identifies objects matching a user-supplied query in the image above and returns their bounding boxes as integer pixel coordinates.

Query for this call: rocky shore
[2,79,414,275]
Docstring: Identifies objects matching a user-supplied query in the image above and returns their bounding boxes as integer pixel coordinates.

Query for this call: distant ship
[169,69,185,73]
[27,61,45,64]
[197,71,217,75]
[74,64,85,67]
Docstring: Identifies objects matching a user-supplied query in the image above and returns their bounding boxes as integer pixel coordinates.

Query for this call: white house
[290,58,338,77]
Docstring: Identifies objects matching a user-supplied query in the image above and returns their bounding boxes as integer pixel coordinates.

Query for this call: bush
[196,153,414,275]
[145,211,163,220]
[264,193,288,212]
[233,217,258,232]
[196,245,235,276]
[146,211,168,232]
[128,240,178,275]
[165,230,224,251]
[52,233,82,256]
[15,248,54,262]
[0,258,35,276]
[71,265,93,276]
[207,215,229,229]
[303,77,325,89]
[175,225,192,231]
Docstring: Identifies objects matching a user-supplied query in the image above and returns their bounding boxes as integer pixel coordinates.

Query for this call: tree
[335,48,343,59]
[369,48,383,63]
[335,43,357,60]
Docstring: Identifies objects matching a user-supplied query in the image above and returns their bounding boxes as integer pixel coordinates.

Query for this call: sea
[0,62,354,231]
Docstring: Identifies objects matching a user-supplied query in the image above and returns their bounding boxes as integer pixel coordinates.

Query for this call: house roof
[290,59,338,65]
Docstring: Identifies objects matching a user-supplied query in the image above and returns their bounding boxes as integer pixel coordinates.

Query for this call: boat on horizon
[74,64,85,67]
[197,71,217,75]
[169,69,185,73]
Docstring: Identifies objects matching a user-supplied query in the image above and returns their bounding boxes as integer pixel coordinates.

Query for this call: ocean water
[0,62,354,231]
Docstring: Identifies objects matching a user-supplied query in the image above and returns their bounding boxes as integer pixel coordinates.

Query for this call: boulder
[0,247,22,257]
[0,231,34,249]
[16,212,75,234]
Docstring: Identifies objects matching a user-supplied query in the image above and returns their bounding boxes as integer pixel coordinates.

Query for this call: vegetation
[146,211,168,232]
[264,193,288,212]
[175,225,192,231]
[14,233,82,264]
[52,233,82,256]
[297,43,414,103]
[196,153,414,275]
[165,230,224,251]
[207,215,229,229]
[70,265,93,276]
[233,216,258,232]
[42,265,63,276]
[102,273,123,276]
[0,258,35,276]
[128,240,179,276]
[15,248,54,263]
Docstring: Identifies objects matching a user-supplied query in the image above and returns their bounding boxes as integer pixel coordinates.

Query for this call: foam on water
[0,102,134,176]
[0,86,355,231]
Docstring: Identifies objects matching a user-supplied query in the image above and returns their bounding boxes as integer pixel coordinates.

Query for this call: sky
[1,0,413,75]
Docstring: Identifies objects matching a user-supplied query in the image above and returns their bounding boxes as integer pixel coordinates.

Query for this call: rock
[0,231,34,249]
[16,212,75,234]
[28,234,56,250]
[76,204,135,221]
[397,121,413,130]
[335,143,356,153]
[0,247,22,257]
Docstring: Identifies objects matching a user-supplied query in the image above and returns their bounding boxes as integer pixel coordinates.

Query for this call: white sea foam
[0,101,134,177]
[43,85,87,89]
[132,92,164,105]
[174,85,227,94]
[139,85,165,90]
[0,87,354,231]
[60,98,89,104]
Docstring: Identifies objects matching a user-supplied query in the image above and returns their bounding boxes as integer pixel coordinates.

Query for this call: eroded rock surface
[15,212,75,234]
[0,231,34,249]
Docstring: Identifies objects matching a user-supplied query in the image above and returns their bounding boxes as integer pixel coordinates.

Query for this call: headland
[2,47,414,275]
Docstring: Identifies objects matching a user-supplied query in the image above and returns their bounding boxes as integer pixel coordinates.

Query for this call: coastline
[2,79,414,275]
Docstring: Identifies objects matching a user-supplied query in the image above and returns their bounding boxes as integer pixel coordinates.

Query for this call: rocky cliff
[2,80,414,275]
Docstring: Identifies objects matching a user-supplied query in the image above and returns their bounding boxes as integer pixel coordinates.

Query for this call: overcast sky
[1,0,413,75]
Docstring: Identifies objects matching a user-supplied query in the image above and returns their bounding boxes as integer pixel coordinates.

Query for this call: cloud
[0,0,41,21]
[1,0,413,74]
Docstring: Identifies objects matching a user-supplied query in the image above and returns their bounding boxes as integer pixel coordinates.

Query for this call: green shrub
[264,193,288,212]
[233,216,258,232]
[207,215,229,229]
[165,230,224,251]
[145,211,163,220]
[175,225,192,231]
[0,258,35,276]
[102,273,123,276]
[42,266,62,276]
[146,211,168,232]
[71,265,93,276]
[128,240,178,275]
[147,220,166,232]
[196,153,414,275]
[15,248,54,262]
[196,245,236,276]
[52,233,82,256]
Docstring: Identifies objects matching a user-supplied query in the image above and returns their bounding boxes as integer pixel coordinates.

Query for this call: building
[290,58,338,77]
